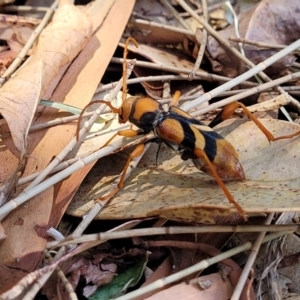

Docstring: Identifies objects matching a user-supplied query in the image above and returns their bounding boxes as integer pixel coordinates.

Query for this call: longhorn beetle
[78,37,300,218]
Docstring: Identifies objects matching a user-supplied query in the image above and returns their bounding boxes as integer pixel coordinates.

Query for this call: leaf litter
[1,0,300,299]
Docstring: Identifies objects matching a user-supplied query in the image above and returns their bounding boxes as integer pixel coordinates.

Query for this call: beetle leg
[101,128,143,148]
[169,91,181,107]
[194,148,246,218]
[210,101,300,142]
[97,143,145,202]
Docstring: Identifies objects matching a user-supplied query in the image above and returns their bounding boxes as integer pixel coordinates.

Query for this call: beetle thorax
[128,96,164,132]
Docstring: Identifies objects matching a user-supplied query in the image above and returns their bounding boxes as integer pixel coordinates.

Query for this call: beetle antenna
[122,37,138,104]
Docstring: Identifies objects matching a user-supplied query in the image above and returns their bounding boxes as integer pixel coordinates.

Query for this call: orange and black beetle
[97,90,246,216]
[78,37,300,217]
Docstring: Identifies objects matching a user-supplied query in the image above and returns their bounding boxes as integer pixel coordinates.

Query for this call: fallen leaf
[68,119,300,223]
[90,254,148,300]
[0,0,134,294]
[205,0,300,77]
[0,1,92,151]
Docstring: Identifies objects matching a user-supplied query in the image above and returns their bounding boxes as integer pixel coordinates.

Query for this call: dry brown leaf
[125,43,196,97]
[68,119,300,223]
[205,0,300,77]
[127,43,195,71]
[0,2,92,151]
[129,19,193,45]
[0,0,135,293]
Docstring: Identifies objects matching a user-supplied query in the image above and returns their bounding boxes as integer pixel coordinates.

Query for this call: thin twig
[96,74,201,94]
[111,57,258,87]
[192,71,300,116]
[47,225,300,249]
[190,0,208,79]
[231,213,275,300]
[229,36,288,50]
[1,5,50,12]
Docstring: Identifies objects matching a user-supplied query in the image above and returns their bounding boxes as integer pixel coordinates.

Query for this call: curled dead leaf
[0,3,92,151]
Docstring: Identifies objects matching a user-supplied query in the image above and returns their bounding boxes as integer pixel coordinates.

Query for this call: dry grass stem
[2,4,49,12]
[189,0,208,78]
[229,36,289,50]
[47,224,300,249]
[193,71,300,116]
[111,57,258,87]
[231,213,275,300]
[96,74,202,94]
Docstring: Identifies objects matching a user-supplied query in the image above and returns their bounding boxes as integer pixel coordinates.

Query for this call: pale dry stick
[0,108,112,139]
[176,0,300,112]
[224,1,245,56]
[231,212,275,300]
[115,231,291,300]
[192,71,300,116]
[97,73,300,97]
[261,212,295,299]
[0,132,151,191]
[78,219,146,254]
[2,5,49,12]
[189,0,208,79]
[47,224,300,249]
[0,0,59,85]
[96,74,199,94]
[233,93,290,115]
[111,57,258,87]
[0,137,126,220]
[292,61,300,69]
[229,36,288,50]
[43,250,78,300]
[162,81,171,99]
[159,0,191,30]
[56,269,78,300]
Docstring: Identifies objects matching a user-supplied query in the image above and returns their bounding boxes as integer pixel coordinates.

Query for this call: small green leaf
[89,254,148,300]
